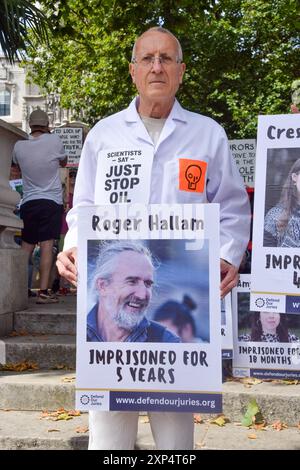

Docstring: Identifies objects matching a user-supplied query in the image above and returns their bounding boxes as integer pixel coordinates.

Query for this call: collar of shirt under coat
[124,97,188,149]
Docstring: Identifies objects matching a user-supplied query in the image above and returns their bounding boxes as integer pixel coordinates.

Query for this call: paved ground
[1,294,299,451]
[0,411,299,450]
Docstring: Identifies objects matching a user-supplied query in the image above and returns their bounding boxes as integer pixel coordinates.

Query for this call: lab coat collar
[125,97,187,148]
[125,96,187,124]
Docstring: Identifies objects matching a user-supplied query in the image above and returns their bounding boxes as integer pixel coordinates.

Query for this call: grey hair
[92,240,154,298]
[131,27,183,62]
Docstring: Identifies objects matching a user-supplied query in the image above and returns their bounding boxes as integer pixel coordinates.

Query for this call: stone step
[0,369,299,426]
[0,370,76,410]
[0,334,76,369]
[137,419,300,451]
[0,410,88,450]
[14,296,76,335]
[223,380,300,426]
[0,410,299,450]
[14,311,76,336]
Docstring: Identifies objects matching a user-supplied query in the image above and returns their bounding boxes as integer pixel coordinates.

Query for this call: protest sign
[53,127,82,167]
[9,178,23,210]
[251,114,300,314]
[75,203,222,413]
[229,139,256,188]
[95,147,154,205]
[221,294,233,359]
[233,274,300,380]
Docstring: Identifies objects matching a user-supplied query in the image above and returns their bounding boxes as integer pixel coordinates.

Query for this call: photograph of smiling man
[86,240,180,343]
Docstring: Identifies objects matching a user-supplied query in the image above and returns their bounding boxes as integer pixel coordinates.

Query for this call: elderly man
[57,27,250,450]
[87,240,180,343]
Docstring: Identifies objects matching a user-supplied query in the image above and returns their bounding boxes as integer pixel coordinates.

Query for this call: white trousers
[88,411,194,450]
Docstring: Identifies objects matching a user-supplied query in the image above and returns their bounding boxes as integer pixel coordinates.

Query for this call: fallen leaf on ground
[247,433,257,439]
[210,415,230,426]
[241,399,264,427]
[0,361,38,372]
[253,422,267,431]
[224,376,239,382]
[68,410,81,417]
[61,376,76,383]
[52,365,72,371]
[241,378,263,387]
[279,380,299,385]
[270,379,299,386]
[9,330,29,337]
[40,408,81,421]
[56,413,73,421]
[75,426,89,434]
[271,420,288,431]
[47,429,60,433]
[194,414,202,424]
[140,416,149,424]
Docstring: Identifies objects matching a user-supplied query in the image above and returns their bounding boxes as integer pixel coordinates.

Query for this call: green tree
[26,0,299,136]
[0,0,48,63]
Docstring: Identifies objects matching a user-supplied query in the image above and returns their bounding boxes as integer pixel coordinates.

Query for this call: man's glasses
[132,54,182,68]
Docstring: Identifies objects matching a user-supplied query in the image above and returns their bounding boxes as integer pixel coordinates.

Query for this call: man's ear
[96,278,109,294]
[179,62,186,84]
[129,62,136,84]
[292,172,298,183]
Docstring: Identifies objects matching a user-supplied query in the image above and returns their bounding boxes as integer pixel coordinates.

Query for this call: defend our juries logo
[179,159,207,193]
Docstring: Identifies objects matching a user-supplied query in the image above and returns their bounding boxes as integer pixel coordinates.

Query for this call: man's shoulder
[48,132,62,140]
[180,105,224,132]
[45,133,65,145]
[89,108,127,135]
[147,320,180,343]
[12,138,33,157]
[15,133,60,147]
[13,138,29,149]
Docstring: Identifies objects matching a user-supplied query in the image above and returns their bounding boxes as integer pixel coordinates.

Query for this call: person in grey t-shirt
[12,109,67,303]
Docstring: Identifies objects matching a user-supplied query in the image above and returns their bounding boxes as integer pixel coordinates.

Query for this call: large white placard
[251,114,300,314]
[233,274,300,380]
[76,203,222,413]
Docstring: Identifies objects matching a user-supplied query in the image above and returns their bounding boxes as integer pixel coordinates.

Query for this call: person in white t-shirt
[12,109,67,303]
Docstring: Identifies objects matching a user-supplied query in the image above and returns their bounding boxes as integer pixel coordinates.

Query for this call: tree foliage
[0,0,48,63]
[26,0,299,137]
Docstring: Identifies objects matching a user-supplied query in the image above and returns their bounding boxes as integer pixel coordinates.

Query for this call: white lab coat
[65,97,250,267]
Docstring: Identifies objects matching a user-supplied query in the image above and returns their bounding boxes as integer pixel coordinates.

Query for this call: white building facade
[0,54,74,132]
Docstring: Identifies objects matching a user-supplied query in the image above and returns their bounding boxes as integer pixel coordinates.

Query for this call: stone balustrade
[0,119,28,336]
